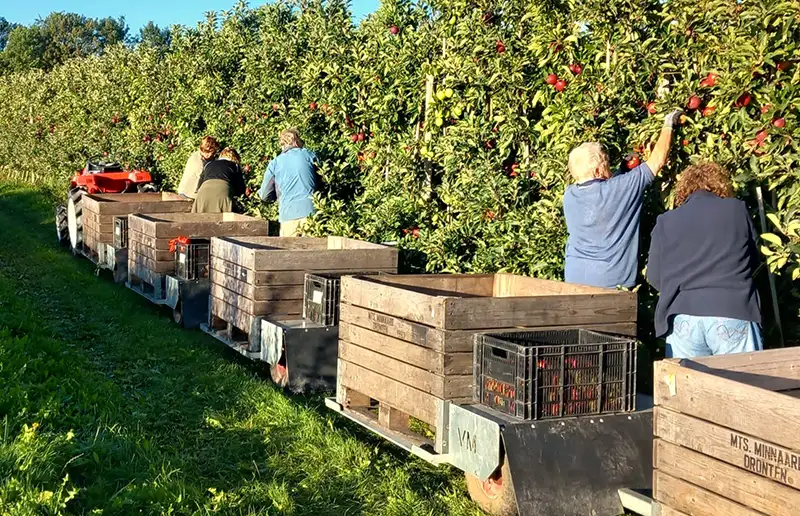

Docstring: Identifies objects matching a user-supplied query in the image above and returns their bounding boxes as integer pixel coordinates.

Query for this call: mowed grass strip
[0,184,482,515]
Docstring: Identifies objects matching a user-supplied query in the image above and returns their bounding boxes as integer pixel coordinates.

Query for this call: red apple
[569,63,583,75]
[496,40,505,53]
[350,134,359,143]
[411,228,420,238]
[761,104,772,114]
[773,118,786,128]
[646,102,657,115]
[735,93,752,107]
[702,106,716,117]
[755,129,769,142]
[357,132,365,142]
[554,79,567,92]
[389,25,399,35]
[545,73,558,85]
[777,61,792,72]
[687,95,702,110]
[309,102,317,111]
[626,155,641,170]
[243,164,251,174]
[682,139,689,146]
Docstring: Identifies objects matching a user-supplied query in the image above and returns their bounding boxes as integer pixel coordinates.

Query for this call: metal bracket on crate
[440,400,502,482]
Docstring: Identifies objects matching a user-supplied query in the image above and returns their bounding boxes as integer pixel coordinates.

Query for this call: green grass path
[0,184,481,515]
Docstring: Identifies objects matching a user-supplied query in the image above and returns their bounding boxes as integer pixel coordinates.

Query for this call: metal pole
[756,186,785,347]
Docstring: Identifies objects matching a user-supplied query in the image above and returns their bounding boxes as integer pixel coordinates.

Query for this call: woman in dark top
[646,162,762,358]
[192,147,246,213]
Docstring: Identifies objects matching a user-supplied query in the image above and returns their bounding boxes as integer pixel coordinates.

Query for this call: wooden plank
[339,322,472,376]
[211,237,258,270]
[128,247,175,274]
[338,340,471,399]
[340,304,637,354]
[210,268,304,301]
[253,248,398,272]
[652,505,689,516]
[492,273,617,296]
[127,214,158,238]
[209,256,395,287]
[210,295,254,332]
[128,230,172,250]
[83,192,190,216]
[128,239,175,262]
[338,359,437,424]
[653,470,759,516]
[337,384,371,409]
[209,282,301,316]
[341,275,636,330]
[654,360,800,451]
[442,292,637,330]
[153,216,267,239]
[379,403,410,431]
[654,407,800,489]
[688,348,800,391]
[654,439,800,515]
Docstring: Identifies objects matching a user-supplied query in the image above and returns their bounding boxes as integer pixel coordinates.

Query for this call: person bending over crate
[258,128,320,237]
[192,147,246,213]
[177,136,221,200]
[562,109,683,289]
[646,162,763,358]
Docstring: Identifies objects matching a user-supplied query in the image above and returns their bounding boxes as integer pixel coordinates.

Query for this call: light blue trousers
[665,314,763,359]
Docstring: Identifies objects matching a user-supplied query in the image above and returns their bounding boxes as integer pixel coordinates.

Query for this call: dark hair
[675,162,735,207]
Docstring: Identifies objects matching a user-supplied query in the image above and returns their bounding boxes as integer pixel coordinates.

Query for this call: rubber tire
[270,362,289,389]
[465,455,517,516]
[172,302,184,327]
[55,205,68,245]
[67,189,85,253]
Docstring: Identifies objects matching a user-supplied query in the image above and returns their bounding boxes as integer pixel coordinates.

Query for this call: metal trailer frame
[165,275,210,329]
[325,395,655,516]
[97,242,128,284]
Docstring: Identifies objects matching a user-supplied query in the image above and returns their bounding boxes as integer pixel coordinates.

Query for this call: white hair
[568,142,609,181]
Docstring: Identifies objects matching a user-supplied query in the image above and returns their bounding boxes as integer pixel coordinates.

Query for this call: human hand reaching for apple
[663,109,684,129]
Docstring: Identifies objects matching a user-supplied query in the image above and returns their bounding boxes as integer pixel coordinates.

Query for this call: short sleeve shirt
[562,163,654,288]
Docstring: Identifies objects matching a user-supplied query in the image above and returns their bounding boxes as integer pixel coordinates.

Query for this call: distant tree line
[0,13,171,74]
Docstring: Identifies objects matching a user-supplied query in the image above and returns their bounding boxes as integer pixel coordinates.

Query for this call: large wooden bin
[336,274,637,435]
[82,193,192,259]
[208,236,398,338]
[127,212,268,300]
[653,349,800,516]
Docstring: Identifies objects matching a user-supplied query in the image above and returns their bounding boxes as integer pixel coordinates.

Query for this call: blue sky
[2,0,380,32]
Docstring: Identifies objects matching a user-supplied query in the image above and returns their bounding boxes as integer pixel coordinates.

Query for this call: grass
[0,182,484,515]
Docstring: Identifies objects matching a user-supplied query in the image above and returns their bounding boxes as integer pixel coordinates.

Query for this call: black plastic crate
[474,329,637,420]
[303,273,340,326]
[175,240,210,281]
[113,217,128,248]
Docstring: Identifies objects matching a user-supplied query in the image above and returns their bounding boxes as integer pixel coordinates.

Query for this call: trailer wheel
[465,455,516,516]
[66,188,85,254]
[270,362,289,388]
[55,205,68,245]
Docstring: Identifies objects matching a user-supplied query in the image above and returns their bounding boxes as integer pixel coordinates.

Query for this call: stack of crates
[174,240,210,281]
[473,329,638,420]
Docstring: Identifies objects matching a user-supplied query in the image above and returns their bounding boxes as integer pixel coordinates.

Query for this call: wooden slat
[654,439,800,515]
[128,229,172,250]
[379,404,410,431]
[339,322,472,375]
[653,506,690,516]
[211,237,258,270]
[653,471,759,516]
[158,218,267,239]
[688,348,800,391]
[210,295,253,332]
[210,268,304,301]
[209,282,301,316]
[654,407,800,489]
[128,247,175,274]
[655,360,800,451]
[253,248,398,272]
[83,192,190,216]
[209,256,395,287]
[341,275,636,330]
[492,273,618,296]
[128,239,175,262]
[338,340,471,399]
[340,304,637,353]
[127,215,158,237]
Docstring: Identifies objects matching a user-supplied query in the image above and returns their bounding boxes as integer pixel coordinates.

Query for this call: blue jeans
[665,314,763,359]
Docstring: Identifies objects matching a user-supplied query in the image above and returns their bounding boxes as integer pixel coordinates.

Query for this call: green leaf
[761,233,783,246]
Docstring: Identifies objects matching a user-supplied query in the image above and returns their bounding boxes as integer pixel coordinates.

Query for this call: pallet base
[126,270,168,305]
[201,323,261,360]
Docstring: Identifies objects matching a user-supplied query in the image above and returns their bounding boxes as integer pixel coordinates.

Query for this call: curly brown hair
[674,162,735,207]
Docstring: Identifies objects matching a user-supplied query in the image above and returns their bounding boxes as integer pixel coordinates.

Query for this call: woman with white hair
[258,128,320,237]
[562,109,682,289]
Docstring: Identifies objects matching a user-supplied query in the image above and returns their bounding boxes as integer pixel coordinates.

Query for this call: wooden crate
[82,192,191,256]
[653,349,800,516]
[337,274,638,436]
[208,236,398,341]
[127,213,268,300]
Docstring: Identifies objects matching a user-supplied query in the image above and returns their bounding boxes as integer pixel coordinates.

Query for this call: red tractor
[56,161,157,253]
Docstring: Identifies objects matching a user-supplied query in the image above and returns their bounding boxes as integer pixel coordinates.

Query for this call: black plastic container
[113,216,128,248]
[474,329,637,420]
[303,273,340,326]
[175,240,210,281]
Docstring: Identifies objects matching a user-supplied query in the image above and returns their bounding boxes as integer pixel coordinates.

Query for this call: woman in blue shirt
[258,128,320,237]
[646,162,763,358]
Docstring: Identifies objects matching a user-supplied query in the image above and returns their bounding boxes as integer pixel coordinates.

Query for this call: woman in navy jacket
[646,162,763,358]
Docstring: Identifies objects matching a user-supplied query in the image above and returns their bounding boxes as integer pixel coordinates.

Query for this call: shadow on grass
[0,185,477,515]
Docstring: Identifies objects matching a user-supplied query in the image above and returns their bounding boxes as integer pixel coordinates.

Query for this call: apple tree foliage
[0,0,797,344]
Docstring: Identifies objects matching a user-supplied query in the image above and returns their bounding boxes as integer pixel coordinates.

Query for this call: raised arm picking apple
[562,109,683,289]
